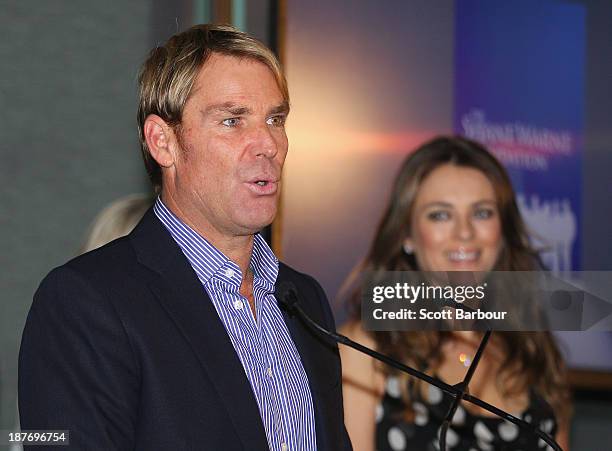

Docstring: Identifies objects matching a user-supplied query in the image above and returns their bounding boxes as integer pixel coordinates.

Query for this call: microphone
[275,281,563,451]
[275,281,299,315]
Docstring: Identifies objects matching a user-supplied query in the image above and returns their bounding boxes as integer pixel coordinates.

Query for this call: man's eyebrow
[269,101,290,115]
[202,102,251,116]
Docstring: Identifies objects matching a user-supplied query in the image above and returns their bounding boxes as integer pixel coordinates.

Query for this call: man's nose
[253,124,279,159]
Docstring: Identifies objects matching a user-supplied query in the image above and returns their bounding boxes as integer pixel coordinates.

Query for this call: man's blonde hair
[137,24,288,190]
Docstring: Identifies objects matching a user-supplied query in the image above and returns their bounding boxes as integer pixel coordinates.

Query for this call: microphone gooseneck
[275,281,563,451]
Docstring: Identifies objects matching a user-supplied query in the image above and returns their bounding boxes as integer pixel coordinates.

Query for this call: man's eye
[427,210,451,221]
[474,208,495,219]
[266,115,286,127]
[222,118,240,127]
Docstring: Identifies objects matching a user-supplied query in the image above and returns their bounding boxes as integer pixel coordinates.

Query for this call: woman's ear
[402,237,415,255]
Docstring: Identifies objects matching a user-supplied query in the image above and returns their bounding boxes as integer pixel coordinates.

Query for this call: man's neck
[160,193,255,278]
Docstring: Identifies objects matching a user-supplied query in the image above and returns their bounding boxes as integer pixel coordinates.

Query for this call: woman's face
[404,163,503,273]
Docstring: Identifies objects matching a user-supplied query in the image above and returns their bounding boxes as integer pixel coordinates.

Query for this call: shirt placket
[222,276,287,451]
[257,286,291,451]
[266,294,305,451]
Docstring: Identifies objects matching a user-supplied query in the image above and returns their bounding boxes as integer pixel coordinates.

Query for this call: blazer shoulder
[65,235,137,275]
[278,261,323,290]
[31,236,146,322]
[32,237,131,306]
[277,262,329,307]
[278,262,337,331]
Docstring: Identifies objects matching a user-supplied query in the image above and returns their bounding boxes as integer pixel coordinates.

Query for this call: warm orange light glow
[281,3,453,299]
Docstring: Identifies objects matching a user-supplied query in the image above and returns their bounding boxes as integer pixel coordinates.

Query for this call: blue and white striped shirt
[154,198,317,451]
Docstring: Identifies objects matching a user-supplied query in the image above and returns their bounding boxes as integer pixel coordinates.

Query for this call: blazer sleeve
[19,266,140,450]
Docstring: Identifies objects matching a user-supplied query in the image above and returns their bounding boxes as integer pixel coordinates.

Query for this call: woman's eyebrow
[472,199,497,206]
[421,201,453,209]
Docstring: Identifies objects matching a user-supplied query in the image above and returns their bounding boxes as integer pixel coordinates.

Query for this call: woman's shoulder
[524,388,558,427]
[339,320,377,347]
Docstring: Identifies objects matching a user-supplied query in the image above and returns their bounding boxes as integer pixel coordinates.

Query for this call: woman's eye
[222,118,240,127]
[266,115,286,127]
[474,208,495,219]
[427,210,451,221]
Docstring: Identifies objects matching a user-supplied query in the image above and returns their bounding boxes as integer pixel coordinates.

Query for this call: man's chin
[235,213,277,235]
[228,198,278,234]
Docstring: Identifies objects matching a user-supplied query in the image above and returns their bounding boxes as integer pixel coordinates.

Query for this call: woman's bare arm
[339,322,385,451]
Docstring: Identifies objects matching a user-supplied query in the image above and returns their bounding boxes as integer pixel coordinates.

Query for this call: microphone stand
[277,284,563,451]
[438,329,490,450]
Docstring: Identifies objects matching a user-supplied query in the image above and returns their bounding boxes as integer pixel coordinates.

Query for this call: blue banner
[454,0,585,271]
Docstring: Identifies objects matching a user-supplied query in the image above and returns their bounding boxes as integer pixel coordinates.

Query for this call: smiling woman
[404,163,503,273]
[340,136,571,451]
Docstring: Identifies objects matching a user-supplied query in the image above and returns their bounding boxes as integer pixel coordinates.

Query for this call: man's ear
[143,114,177,168]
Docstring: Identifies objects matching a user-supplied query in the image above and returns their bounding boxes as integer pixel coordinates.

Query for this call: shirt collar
[154,197,278,289]
[251,233,279,290]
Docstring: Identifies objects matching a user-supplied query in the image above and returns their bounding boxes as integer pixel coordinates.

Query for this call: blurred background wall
[1,0,611,448]
[2,0,151,435]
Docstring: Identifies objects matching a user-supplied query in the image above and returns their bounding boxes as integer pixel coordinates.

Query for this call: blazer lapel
[130,210,269,450]
[276,268,336,451]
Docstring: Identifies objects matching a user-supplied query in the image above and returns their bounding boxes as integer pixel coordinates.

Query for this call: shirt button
[225,268,235,278]
[233,300,244,310]
[267,367,273,377]
[281,443,288,451]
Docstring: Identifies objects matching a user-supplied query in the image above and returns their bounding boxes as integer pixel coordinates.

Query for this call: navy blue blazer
[19,209,352,450]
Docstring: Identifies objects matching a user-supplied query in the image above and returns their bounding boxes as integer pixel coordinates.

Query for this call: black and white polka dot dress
[375,376,558,451]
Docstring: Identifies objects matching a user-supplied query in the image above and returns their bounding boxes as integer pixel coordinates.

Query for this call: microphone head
[275,281,299,313]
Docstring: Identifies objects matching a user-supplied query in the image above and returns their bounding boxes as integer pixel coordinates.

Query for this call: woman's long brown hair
[345,136,571,425]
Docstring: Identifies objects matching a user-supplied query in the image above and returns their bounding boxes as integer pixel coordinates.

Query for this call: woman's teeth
[448,250,479,262]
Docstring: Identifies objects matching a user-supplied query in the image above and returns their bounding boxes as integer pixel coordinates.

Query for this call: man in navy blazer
[19,24,352,450]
